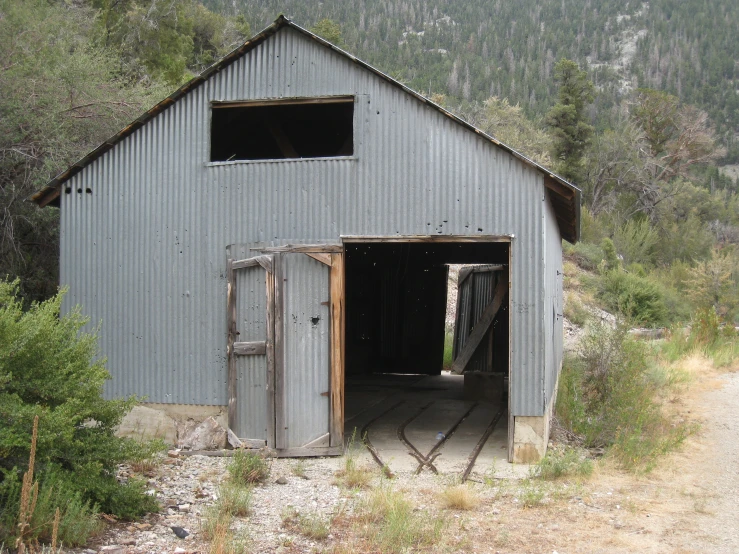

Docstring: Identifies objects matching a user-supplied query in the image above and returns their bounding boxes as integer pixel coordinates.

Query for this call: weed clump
[227,449,271,485]
[532,447,593,480]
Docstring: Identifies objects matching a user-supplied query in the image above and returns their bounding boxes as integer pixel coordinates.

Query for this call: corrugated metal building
[33,16,579,462]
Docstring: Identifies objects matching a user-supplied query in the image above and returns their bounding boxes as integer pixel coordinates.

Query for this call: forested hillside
[1,0,738,328]
[208,0,739,158]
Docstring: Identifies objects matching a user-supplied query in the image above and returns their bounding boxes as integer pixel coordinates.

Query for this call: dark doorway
[344,240,509,377]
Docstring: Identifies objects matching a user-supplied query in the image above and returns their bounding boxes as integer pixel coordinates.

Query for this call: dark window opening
[210,98,354,162]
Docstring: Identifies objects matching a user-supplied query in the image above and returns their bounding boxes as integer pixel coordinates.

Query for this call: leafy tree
[477,97,551,165]
[310,18,344,46]
[0,0,165,303]
[545,59,595,183]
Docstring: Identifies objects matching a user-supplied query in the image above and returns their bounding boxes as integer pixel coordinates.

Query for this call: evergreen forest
[1,0,738,325]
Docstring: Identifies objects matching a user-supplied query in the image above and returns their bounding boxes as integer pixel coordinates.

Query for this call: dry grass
[207,519,248,554]
[439,484,480,510]
[334,454,373,489]
[281,507,331,540]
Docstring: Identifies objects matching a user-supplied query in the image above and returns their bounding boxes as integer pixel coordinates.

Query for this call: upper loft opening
[210,96,354,162]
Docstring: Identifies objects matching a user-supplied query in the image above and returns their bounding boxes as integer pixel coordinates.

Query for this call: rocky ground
[72,354,739,554]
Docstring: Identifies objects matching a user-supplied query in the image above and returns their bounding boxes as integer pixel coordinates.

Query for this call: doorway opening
[342,237,512,473]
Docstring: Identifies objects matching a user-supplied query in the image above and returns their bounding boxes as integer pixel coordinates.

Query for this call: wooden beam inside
[451,277,508,374]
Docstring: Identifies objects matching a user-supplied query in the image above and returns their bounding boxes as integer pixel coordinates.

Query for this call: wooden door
[226,253,275,447]
[273,251,344,455]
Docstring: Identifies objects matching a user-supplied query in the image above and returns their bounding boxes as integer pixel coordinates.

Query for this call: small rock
[120,538,136,546]
[174,549,187,554]
[135,523,152,531]
[99,546,125,554]
[171,526,190,539]
[168,450,181,458]
[126,526,136,532]
[178,503,191,512]
[275,476,288,485]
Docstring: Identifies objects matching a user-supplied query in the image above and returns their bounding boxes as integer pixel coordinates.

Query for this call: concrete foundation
[511,370,560,463]
[117,403,228,446]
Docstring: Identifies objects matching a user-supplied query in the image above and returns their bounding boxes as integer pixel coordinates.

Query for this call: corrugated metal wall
[60,26,554,416]
[543,192,564,410]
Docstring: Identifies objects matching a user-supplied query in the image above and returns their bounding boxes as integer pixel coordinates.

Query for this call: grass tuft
[439,484,480,510]
[282,507,331,540]
[357,485,444,553]
[227,448,271,485]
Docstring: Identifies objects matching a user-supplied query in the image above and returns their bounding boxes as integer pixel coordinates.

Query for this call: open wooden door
[272,249,344,456]
[226,251,275,448]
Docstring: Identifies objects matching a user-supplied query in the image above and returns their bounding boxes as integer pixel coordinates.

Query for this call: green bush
[564,241,604,271]
[556,324,689,470]
[598,270,669,327]
[0,280,158,547]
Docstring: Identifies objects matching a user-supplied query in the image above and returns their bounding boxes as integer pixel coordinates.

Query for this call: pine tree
[545,59,594,184]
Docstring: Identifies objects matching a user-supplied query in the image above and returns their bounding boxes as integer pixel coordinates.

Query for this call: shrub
[564,241,604,271]
[598,270,669,327]
[613,219,659,268]
[227,449,270,485]
[556,323,689,470]
[0,280,158,547]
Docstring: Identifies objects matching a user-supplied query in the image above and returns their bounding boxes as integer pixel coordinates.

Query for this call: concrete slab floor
[344,372,529,480]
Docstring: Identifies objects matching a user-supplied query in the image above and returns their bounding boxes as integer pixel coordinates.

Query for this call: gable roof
[31,15,580,242]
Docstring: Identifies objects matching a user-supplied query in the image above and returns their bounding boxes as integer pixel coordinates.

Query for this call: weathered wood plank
[329,252,345,448]
[273,253,286,450]
[251,244,342,253]
[233,255,273,271]
[212,96,354,109]
[272,446,343,458]
[305,252,332,266]
[544,175,576,200]
[302,432,330,448]
[340,235,513,243]
[265,259,276,449]
[240,438,268,449]
[233,340,267,356]
[226,258,237,430]
[451,277,508,375]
